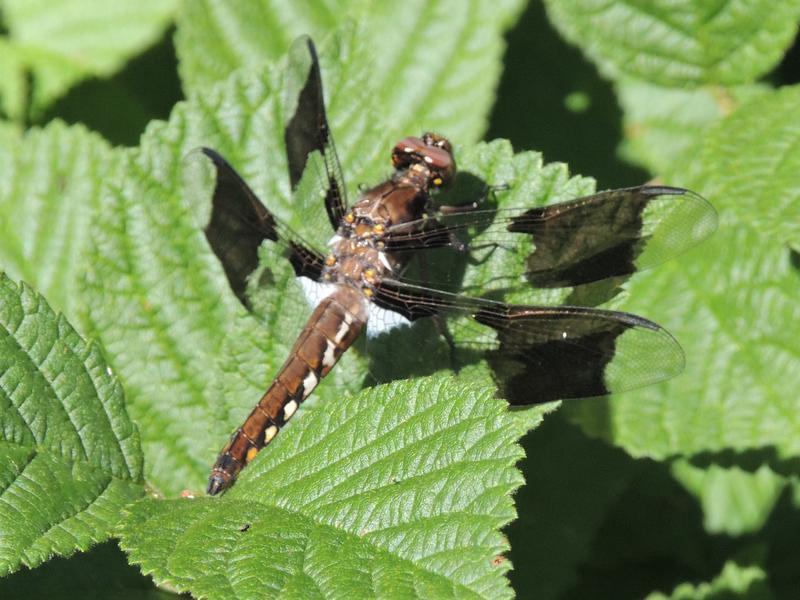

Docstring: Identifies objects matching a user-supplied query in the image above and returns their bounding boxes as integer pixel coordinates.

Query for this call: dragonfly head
[392,133,456,188]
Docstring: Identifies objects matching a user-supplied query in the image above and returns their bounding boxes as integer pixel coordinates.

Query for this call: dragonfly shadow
[688,446,800,479]
[435,171,498,211]
[789,245,800,276]
[564,275,628,307]
[398,170,500,292]
[362,170,497,386]
[360,320,453,385]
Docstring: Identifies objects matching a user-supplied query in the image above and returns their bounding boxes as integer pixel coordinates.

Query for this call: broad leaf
[568,86,800,462]
[671,460,786,536]
[119,375,529,600]
[0,120,119,323]
[0,273,143,576]
[0,0,177,118]
[544,0,800,87]
[617,78,769,175]
[175,0,526,143]
[174,0,348,90]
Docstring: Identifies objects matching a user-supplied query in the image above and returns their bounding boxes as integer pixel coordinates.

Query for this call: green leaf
[0,38,28,121]
[0,120,119,324]
[174,0,347,90]
[1,0,178,117]
[568,86,800,462]
[0,273,143,576]
[543,0,800,87]
[616,78,769,175]
[118,375,527,600]
[671,461,786,536]
[175,0,526,142]
[646,561,771,600]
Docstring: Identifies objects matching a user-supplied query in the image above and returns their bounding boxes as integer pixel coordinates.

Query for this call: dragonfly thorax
[322,228,395,297]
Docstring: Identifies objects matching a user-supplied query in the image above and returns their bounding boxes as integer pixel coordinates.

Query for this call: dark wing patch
[473,304,683,403]
[201,148,324,309]
[508,185,715,287]
[385,185,716,289]
[283,35,348,231]
[374,279,684,404]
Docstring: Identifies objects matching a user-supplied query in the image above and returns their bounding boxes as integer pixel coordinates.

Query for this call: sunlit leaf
[1,0,177,116]
[0,273,143,576]
[175,0,526,143]
[544,0,800,86]
[119,376,528,599]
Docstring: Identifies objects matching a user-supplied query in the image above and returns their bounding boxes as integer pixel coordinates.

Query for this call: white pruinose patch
[264,425,278,443]
[283,400,299,420]
[298,277,338,308]
[322,339,337,367]
[333,319,350,344]
[302,371,318,397]
[327,234,343,247]
[366,302,412,338]
[377,251,392,270]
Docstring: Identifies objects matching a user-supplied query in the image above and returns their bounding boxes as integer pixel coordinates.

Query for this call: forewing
[385,185,717,289]
[508,185,716,287]
[283,35,348,231]
[200,148,324,309]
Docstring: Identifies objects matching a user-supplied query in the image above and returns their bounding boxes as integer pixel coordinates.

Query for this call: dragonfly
[200,36,717,495]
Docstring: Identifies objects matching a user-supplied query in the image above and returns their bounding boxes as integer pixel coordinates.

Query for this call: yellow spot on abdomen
[246,446,259,463]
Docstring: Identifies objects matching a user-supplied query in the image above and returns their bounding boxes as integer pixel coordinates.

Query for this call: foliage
[0,0,799,598]
[0,273,143,576]
[119,376,529,599]
[0,0,177,120]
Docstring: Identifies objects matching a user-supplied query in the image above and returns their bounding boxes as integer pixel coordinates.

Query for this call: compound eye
[421,132,453,154]
[392,136,425,168]
[421,148,455,187]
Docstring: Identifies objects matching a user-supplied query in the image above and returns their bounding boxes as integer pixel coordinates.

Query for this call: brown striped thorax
[321,133,456,296]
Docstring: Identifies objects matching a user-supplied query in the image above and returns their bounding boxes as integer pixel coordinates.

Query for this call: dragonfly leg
[438,182,509,215]
[433,315,459,370]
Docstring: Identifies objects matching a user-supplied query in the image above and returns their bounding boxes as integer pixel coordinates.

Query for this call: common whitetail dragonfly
[200,36,716,495]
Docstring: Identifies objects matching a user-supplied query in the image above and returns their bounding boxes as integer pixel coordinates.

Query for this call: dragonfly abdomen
[207,285,367,495]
